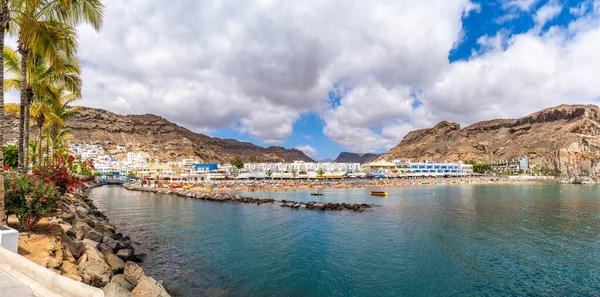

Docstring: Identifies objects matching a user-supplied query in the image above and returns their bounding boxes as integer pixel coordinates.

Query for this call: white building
[243,161,360,175]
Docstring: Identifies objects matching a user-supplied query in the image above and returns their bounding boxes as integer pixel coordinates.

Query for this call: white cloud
[77,0,470,146]
[295,145,318,157]
[503,0,540,12]
[73,0,600,155]
[534,0,563,30]
[464,2,482,17]
[422,7,600,127]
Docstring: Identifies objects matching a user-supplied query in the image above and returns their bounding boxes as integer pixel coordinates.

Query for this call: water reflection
[89,184,600,296]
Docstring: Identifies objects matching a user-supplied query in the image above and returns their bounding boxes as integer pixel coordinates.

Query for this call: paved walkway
[0,269,39,297]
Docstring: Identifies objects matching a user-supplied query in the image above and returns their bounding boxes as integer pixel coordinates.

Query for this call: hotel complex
[67,143,522,183]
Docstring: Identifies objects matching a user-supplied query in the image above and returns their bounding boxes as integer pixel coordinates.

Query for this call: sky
[7,0,600,160]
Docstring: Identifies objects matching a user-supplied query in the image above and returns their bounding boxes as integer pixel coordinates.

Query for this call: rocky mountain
[379,104,600,181]
[4,107,314,164]
[334,152,381,164]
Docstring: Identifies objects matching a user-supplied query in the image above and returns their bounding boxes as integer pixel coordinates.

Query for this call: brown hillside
[4,107,313,164]
[379,104,600,180]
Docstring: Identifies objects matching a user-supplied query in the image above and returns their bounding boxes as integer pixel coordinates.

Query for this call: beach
[142,176,562,194]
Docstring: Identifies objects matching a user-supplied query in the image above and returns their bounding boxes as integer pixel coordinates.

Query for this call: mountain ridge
[4,106,314,164]
[334,152,380,164]
[379,104,600,180]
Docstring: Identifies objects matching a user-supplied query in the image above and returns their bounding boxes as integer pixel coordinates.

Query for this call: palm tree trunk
[45,128,50,165]
[0,0,9,225]
[37,116,44,168]
[24,89,32,170]
[17,41,28,173]
[24,101,30,170]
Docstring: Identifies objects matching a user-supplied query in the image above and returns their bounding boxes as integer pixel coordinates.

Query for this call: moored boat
[370,191,388,197]
[311,192,323,196]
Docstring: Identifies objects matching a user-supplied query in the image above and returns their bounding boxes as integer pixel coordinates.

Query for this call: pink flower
[26,197,31,202]
[7,190,11,194]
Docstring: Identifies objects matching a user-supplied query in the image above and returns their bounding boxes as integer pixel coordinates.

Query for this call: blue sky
[73,0,600,161]
[210,0,591,160]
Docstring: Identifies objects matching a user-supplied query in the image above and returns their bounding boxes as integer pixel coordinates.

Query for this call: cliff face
[379,104,600,179]
[334,152,380,164]
[4,107,313,163]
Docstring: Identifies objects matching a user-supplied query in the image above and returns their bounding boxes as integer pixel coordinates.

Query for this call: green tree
[231,155,244,169]
[4,46,82,168]
[266,169,273,179]
[3,144,18,168]
[247,155,261,163]
[473,163,491,173]
[317,169,325,178]
[11,0,103,171]
[127,172,137,179]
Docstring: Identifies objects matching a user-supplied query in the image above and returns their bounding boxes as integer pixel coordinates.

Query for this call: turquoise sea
[89,184,600,296]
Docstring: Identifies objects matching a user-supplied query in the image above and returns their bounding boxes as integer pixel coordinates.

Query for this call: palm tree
[0,0,9,225]
[10,0,103,171]
[4,46,81,168]
[47,96,79,164]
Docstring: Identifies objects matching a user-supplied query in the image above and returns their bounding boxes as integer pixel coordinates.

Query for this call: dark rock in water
[116,249,134,261]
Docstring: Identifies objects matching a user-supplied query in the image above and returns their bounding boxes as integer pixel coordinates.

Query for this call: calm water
[88,184,600,296]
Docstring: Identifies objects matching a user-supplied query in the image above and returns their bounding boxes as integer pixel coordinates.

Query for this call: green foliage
[247,155,262,163]
[4,170,61,231]
[3,144,18,168]
[473,163,491,173]
[231,156,244,169]
[266,169,273,177]
[317,169,325,177]
[299,170,307,175]
[127,172,137,179]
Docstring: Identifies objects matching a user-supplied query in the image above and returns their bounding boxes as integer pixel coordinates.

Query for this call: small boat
[311,192,323,196]
[370,191,388,197]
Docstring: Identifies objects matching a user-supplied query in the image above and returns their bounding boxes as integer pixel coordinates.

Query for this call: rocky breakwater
[41,185,170,297]
[123,184,372,212]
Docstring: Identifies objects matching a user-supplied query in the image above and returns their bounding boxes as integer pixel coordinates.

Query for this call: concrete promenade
[0,267,39,297]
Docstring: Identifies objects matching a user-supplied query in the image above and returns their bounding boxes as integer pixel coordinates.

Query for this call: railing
[0,246,104,297]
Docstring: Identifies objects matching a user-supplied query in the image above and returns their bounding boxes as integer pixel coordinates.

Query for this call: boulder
[104,251,126,274]
[124,261,145,286]
[85,229,104,243]
[73,220,93,241]
[111,274,136,291]
[62,212,75,222]
[116,249,134,261]
[82,239,100,249]
[105,237,125,252]
[77,206,90,215]
[131,277,170,297]
[98,243,113,254]
[83,242,106,262]
[79,259,113,288]
[59,223,73,235]
[61,234,84,259]
[103,282,131,297]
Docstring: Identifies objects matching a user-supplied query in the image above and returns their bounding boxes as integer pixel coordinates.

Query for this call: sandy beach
[143,176,562,194]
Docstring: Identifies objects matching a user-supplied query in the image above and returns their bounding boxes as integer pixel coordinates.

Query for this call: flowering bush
[34,165,83,194]
[4,170,62,231]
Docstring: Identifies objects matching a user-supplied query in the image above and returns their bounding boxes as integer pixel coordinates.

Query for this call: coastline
[13,183,171,296]
[152,176,562,194]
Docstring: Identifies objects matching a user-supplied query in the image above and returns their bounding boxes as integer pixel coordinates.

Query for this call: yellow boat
[370,191,388,197]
